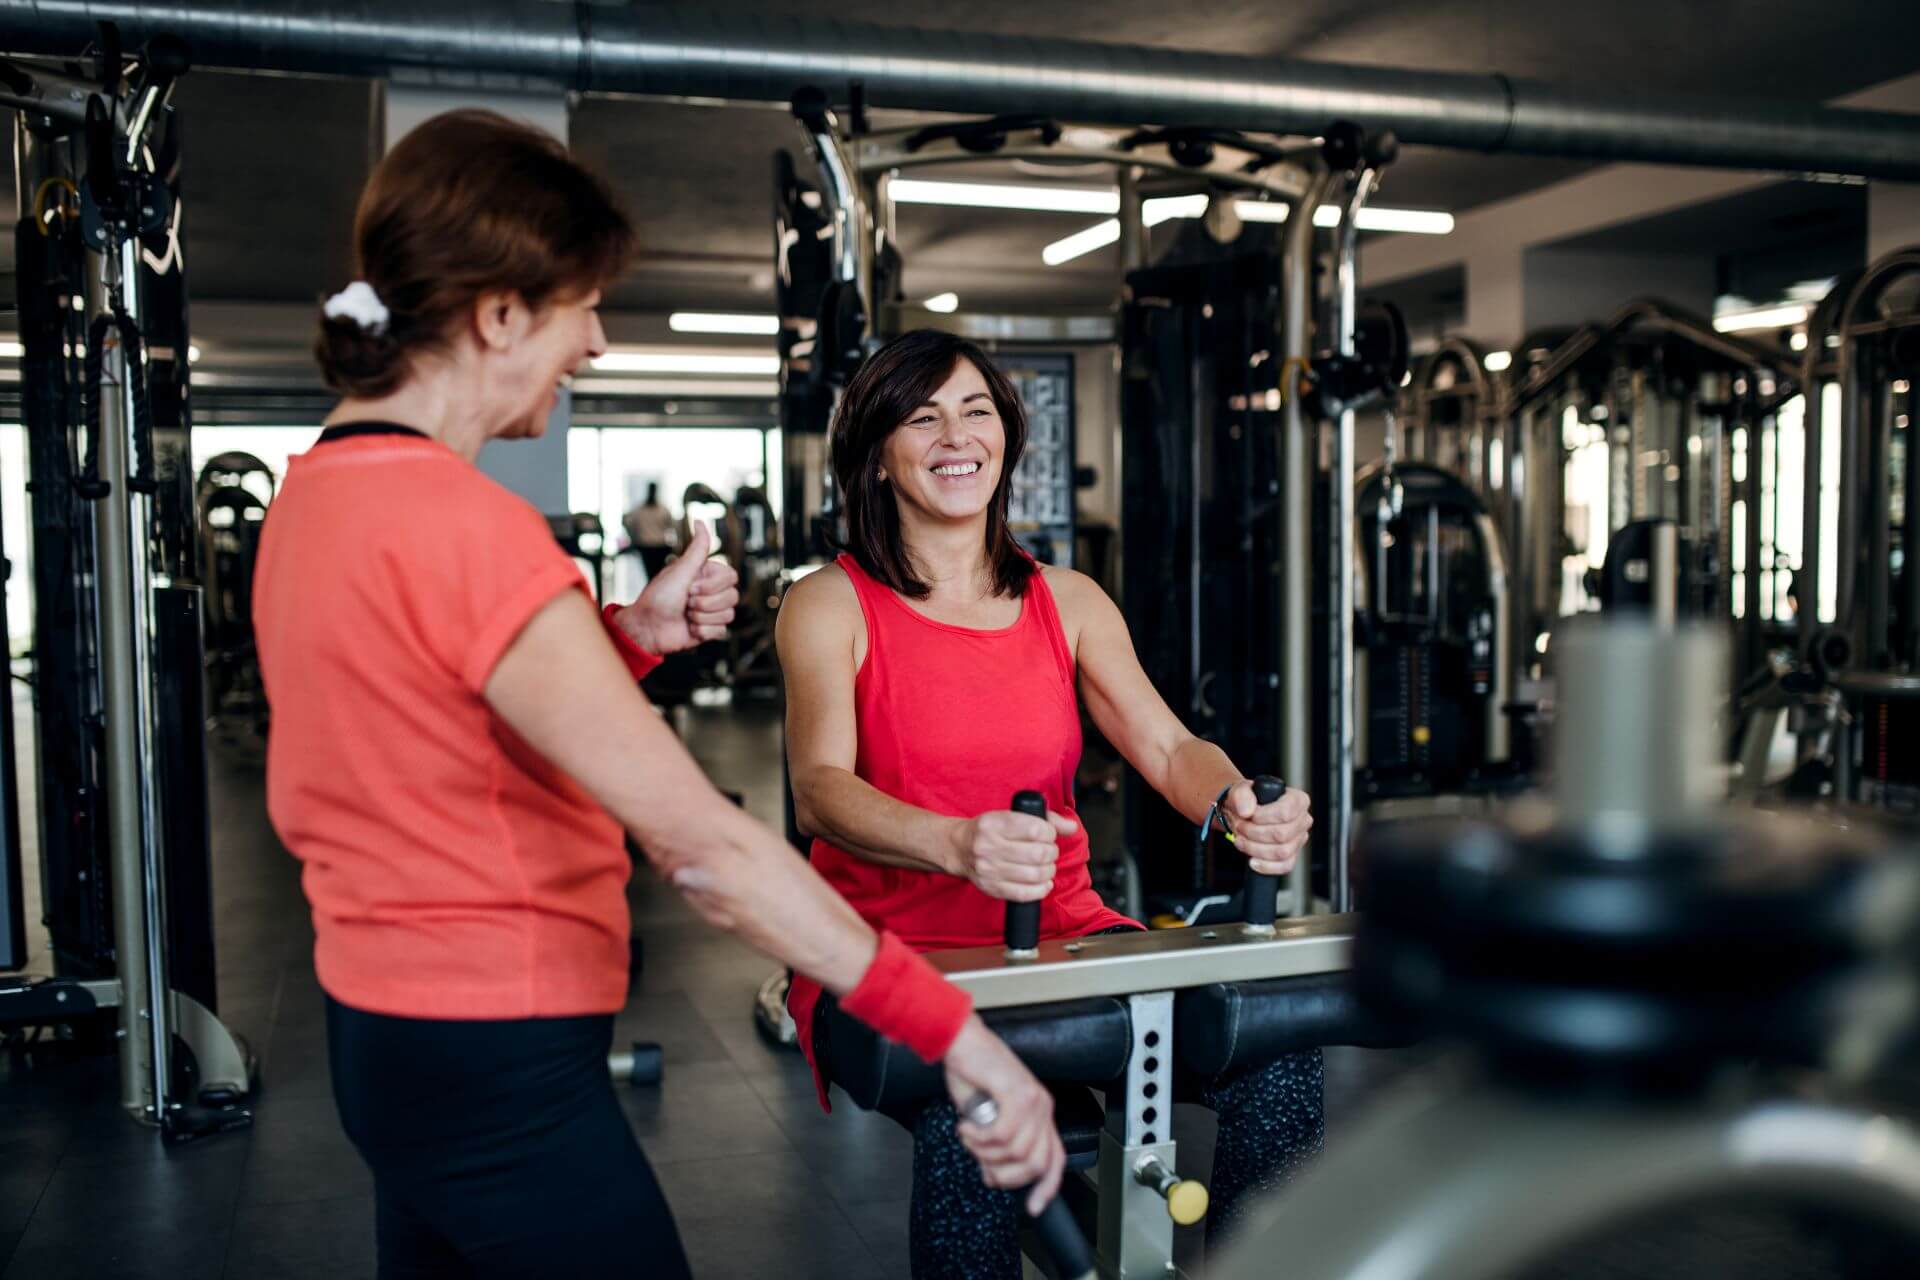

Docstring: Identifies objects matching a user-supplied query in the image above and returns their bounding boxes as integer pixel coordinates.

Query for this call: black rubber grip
[1005,790,1047,953]
[1244,775,1287,928]
[1030,1195,1096,1280]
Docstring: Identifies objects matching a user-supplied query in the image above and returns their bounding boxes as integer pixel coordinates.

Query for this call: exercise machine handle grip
[1031,1195,1097,1280]
[963,1090,1096,1280]
[1243,775,1287,929]
[1004,790,1047,956]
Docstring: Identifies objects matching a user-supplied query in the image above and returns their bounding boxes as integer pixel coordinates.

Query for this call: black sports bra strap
[314,421,431,446]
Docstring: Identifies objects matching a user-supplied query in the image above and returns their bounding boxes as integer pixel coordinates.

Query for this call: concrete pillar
[1868,184,1920,262]
[1462,244,1714,358]
[1521,247,1716,333]
[377,84,574,515]
[1464,245,1524,351]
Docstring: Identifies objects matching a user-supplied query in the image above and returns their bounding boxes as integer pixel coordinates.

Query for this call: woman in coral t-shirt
[255,111,1063,1278]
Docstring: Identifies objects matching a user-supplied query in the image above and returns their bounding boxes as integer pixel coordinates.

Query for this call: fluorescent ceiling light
[571,376,779,398]
[1484,350,1514,372]
[591,351,780,375]
[0,341,21,358]
[1143,194,1209,226]
[1235,201,1290,224]
[890,178,1118,215]
[669,312,779,336]
[923,293,960,314]
[1043,221,1122,266]
[1310,205,1456,233]
[1712,303,1810,333]
[1353,207,1454,234]
[1042,196,1454,266]
[188,344,201,363]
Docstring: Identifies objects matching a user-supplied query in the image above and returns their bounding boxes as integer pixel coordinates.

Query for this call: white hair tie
[323,281,391,335]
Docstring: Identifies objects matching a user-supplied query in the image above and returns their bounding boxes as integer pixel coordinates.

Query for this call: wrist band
[841,931,973,1064]
[1196,783,1238,859]
[601,602,663,681]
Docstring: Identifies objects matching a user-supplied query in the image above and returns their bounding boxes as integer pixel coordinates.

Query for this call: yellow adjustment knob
[1412,725,1432,745]
[1166,1179,1209,1226]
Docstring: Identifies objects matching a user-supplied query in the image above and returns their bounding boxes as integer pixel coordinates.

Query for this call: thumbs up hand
[612,522,741,656]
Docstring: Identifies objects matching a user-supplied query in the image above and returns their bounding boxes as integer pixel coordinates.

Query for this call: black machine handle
[1005,790,1048,954]
[1243,776,1287,929]
[1030,1194,1097,1280]
[964,1090,1097,1280]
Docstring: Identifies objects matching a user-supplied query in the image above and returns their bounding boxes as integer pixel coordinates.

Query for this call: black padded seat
[1174,973,1413,1083]
[815,994,1133,1112]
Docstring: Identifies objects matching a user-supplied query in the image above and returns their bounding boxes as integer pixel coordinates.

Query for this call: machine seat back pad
[1174,974,1414,1080]
[816,995,1133,1111]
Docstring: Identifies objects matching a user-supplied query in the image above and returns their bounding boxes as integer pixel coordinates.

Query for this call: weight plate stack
[1354,812,1920,1087]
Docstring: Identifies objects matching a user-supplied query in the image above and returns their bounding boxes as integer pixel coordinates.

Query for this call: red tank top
[790,554,1136,1104]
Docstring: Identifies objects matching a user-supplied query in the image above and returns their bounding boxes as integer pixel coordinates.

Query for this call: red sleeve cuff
[840,931,972,1064]
[601,602,664,682]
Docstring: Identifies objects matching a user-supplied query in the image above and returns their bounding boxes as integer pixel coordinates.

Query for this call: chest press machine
[813,783,1403,1280]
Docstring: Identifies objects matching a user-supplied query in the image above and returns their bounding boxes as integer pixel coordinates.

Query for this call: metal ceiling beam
[2,2,1920,178]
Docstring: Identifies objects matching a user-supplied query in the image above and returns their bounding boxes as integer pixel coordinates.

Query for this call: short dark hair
[830,330,1036,600]
[316,109,636,397]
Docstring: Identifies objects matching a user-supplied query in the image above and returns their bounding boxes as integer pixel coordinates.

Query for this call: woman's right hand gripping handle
[943,1016,1066,1216]
[948,794,1077,902]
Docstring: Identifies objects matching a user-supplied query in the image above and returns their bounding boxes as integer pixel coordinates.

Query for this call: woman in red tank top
[780,330,1321,1275]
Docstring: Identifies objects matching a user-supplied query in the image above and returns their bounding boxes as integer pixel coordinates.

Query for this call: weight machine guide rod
[929,914,1355,1009]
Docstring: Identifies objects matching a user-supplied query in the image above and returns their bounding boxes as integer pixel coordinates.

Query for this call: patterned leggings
[897,1049,1324,1279]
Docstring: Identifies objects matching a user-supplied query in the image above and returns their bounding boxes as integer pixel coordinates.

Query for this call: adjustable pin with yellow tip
[1135,1153,1209,1226]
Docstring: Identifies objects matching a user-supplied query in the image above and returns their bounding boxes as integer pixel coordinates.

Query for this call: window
[567,427,777,600]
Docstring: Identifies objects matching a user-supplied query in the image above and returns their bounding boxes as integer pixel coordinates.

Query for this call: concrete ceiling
[2,0,1918,338]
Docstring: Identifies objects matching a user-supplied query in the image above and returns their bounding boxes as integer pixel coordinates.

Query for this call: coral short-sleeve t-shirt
[253,429,632,1020]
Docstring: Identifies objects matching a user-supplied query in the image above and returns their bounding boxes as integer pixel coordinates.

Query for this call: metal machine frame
[1796,250,1920,812]
[929,916,1357,1278]
[1,31,254,1140]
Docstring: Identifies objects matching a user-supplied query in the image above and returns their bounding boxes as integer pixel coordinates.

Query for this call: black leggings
[326,996,691,1280]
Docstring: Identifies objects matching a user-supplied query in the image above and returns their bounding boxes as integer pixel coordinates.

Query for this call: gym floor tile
[736,1049,835,1102]
[674,1202,886,1280]
[757,1084,913,1155]
[838,1196,912,1276]
[788,1125,919,1210]
[4,1222,232,1280]
[618,1074,797,1167]
[223,1195,377,1280]
[27,1141,247,1227]
[237,1096,373,1207]
[610,989,740,1070]
[650,1149,841,1223]
[0,1165,54,1237]
[256,1017,338,1103]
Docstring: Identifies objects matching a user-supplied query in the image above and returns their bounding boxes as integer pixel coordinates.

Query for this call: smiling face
[876,357,1007,525]
[488,287,609,440]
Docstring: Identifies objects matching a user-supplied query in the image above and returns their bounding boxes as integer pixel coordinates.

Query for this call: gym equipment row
[0,25,257,1142]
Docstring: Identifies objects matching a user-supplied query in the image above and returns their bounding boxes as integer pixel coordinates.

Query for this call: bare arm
[776,570,967,874]
[490,585,878,990]
[485,585,1066,1209]
[778,569,1071,901]
[1056,569,1311,872]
